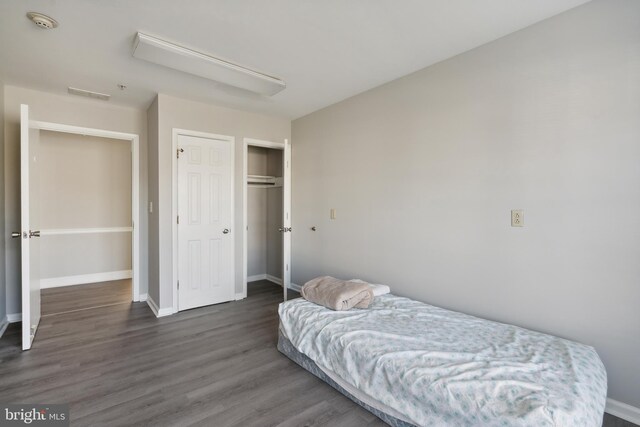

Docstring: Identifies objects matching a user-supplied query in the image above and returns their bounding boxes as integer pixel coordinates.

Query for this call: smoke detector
[26,12,59,29]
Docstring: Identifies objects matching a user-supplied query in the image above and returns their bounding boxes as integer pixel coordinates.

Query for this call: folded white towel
[369,283,391,296]
[349,279,391,297]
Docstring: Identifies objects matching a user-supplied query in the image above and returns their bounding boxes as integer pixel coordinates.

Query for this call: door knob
[29,230,41,238]
[11,231,22,239]
[222,229,230,234]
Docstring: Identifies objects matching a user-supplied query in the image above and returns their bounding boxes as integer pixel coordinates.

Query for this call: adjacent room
[0,1,638,426]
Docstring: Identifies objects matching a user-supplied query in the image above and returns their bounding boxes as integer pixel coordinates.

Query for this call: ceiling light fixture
[26,12,58,29]
[68,87,111,101]
[132,32,286,96]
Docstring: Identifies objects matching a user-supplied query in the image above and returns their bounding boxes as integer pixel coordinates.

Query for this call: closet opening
[17,105,141,350]
[242,138,291,302]
[39,131,134,316]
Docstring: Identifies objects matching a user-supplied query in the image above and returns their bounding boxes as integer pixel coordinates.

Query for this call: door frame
[28,119,141,303]
[242,137,289,300]
[172,129,236,314]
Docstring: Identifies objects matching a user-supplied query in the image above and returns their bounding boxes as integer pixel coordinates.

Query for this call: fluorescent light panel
[132,32,286,96]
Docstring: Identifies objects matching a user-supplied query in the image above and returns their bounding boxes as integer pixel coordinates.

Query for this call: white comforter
[279,294,607,427]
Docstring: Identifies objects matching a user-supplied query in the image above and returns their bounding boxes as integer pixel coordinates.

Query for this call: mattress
[278,294,607,427]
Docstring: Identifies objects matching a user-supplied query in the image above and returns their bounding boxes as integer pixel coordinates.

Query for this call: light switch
[330,208,336,220]
[511,209,524,227]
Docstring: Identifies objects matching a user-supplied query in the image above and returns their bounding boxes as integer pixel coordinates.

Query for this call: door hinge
[177,280,180,289]
[177,215,180,224]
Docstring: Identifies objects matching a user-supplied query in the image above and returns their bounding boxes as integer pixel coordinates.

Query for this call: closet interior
[39,131,132,290]
[247,145,283,287]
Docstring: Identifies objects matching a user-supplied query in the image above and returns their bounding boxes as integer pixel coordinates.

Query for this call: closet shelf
[247,175,283,188]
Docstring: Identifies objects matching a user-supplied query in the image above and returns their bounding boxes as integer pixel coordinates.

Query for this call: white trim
[40,227,133,236]
[606,398,640,425]
[266,274,282,286]
[40,270,133,289]
[30,120,137,141]
[7,313,22,323]
[0,317,8,338]
[146,295,173,318]
[28,118,141,304]
[289,282,302,293]
[172,128,235,314]
[139,293,148,302]
[248,274,267,282]
[242,138,286,301]
[235,293,245,301]
[244,138,285,150]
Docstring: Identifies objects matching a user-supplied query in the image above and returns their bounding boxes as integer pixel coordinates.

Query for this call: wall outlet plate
[511,209,524,227]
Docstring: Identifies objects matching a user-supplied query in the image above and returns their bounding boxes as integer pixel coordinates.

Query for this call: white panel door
[282,139,291,301]
[178,134,234,311]
[20,104,42,350]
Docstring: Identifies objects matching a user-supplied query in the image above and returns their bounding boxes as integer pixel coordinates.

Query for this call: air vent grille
[67,87,111,101]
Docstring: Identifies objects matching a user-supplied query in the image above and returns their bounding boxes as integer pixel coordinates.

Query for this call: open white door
[282,139,291,301]
[20,104,41,350]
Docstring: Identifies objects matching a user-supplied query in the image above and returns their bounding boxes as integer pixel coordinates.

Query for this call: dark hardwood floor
[41,279,132,316]
[0,280,635,427]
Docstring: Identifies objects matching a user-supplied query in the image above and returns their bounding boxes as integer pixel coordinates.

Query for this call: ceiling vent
[26,12,58,29]
[67,87,111,101]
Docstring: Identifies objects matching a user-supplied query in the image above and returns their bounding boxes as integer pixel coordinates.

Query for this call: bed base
[277,331,415,427]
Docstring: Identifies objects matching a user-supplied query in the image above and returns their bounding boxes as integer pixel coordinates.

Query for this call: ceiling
[0,0,590,119]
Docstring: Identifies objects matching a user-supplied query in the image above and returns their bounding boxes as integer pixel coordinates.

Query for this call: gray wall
[0,83,5,324]
[39,132,132,279]
[149,94,290,309]
[291,0,640,408]
[247,147,268,276]
[147,97,159,303]
[3,85,148,314]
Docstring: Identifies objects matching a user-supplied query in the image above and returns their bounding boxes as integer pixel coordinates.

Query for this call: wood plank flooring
[0,280,636,427]
[41,279,132,316]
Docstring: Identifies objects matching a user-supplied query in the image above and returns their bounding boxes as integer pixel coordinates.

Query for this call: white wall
[148,94,290,309]
[292,0,640,409]
[3,85,148,314]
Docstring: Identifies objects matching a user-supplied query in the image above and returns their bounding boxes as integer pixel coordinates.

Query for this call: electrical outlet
[511,209,524,227]
[330,208,336,220]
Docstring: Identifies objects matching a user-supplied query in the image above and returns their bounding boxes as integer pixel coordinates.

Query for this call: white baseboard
[146,295,173,318]
[235,293,245,301]
[139,293,148,302]
[6,313,22,323]
[247,274,267,282]
[266,275,282,286]
[289,282,302,292]
[0,316,8,338]
[606,398,640,425]
[41,270,133,289]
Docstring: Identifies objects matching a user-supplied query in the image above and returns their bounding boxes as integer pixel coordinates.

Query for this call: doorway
[242,138,291,302]
[18,104,141,350]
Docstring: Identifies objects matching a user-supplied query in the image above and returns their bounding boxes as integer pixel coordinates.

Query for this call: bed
[278,293,607,427]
